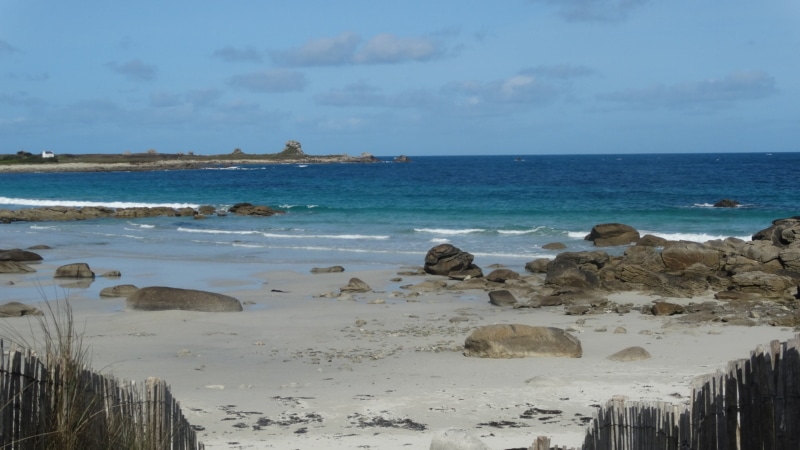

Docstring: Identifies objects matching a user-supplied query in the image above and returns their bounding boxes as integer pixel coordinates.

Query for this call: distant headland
[0,140,411,173]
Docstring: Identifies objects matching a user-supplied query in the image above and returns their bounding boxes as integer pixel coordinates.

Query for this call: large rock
[100,284,140,298]
[728,271,795,299]
[661,242,720,271]
[126,286,243,312]
[752,217,800,247]
[585,223,640,247]
[525,258,551,273]
[424,244,478,276]
[607,346,652,362]
[54,263,95,278]
[779,245,800,272]
[544,254,602,290]
[0,248,43,262]
[0,302,43,317]
[713,199,740,208]
[340,277,371,293]
[0,261,36,273]
[488,290,518,307]
[484,268,520,283]
[429,428,491,450]
[113,207,181,218]
[228,203,283,216]
[464,325,582,358]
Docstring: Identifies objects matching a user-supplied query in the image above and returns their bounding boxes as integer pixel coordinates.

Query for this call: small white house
[41,151,55,158]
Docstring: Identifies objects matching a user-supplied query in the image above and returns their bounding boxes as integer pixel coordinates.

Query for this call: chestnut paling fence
[536,334,800,450]
[0,340,203,449]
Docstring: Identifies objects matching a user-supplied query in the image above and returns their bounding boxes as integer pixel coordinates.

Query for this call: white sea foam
[0,196,199,209]
[414,228,485,235]
[640,231,751,242]
[567,231,589,239]
[497,226,545,235]
[177,228,261,236]
[29,225,57,230]
[429,238,450,244]
[177,227,389,240]
[127,222,155,229]
[279,204,318,209]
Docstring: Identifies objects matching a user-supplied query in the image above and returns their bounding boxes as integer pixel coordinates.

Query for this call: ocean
[2,153,799,278]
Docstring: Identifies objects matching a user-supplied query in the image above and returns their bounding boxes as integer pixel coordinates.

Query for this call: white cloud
[271,32,361,66]
[229,69,307,93]
[598,70,778,109]
[353,33,442,64]
[105,59,157,82]
[271,32,446,66]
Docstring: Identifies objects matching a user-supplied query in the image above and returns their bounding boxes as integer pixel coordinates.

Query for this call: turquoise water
[2,153,799,271]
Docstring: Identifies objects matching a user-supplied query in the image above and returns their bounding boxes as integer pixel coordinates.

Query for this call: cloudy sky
[1,1,798,156]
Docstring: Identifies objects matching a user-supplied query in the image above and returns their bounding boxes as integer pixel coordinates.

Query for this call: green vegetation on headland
[0,140,398,172]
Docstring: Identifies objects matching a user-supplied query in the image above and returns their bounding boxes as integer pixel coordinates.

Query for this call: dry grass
[0,299,180,449]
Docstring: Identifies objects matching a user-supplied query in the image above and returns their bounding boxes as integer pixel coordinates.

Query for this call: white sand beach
[2,258,795,449]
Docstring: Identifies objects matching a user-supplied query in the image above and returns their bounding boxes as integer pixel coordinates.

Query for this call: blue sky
[1,1,798,156]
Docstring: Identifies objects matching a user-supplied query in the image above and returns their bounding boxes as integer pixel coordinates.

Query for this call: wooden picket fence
[540,333,800,450]
[0,340,203,449]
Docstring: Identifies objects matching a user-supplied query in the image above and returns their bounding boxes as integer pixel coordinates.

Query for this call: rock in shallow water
[126,286,243,312]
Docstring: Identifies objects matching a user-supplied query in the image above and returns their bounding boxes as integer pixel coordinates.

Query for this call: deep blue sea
[2,153,799,272]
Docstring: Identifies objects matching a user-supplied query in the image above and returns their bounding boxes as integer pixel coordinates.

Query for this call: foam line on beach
[177,227,390,240]
[0,196,200,209]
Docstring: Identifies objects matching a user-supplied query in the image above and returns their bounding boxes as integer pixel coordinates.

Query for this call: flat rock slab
[100,284,140,298]
[607,346,652,362]
[127,286,243,312]
[464,324,582,358]
[0,302,43,317]
[0,261,36,274]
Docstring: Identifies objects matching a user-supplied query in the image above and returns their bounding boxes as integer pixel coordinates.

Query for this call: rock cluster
[416,217,800,328]
[541,218,800,303]
[0,203,284,223]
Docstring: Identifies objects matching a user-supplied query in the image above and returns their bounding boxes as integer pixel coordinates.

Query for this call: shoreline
[2,252,796,449]
[0,150,392,174]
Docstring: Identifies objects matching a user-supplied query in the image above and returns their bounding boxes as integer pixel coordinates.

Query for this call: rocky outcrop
[714,199,740,208]
[228,203,284,216]
[424,244,481,277]
[753,217,800,247]
[340,278,371,293]
[311,266,345,273]
[0,302,43,317]
[100,284,140,298]
[464,325,582,358]
[280,140,305,156]
[126,286,243,312]
[0,203,285,223]
[607,346,651,362]
[544,251,609,290]
[0,261,36,273]
[585,223,640,247]
[661,242,721,271]
[54,263,95,278]
[484,269,520,283]
[488,290,518,307]
[0,248,43,262]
